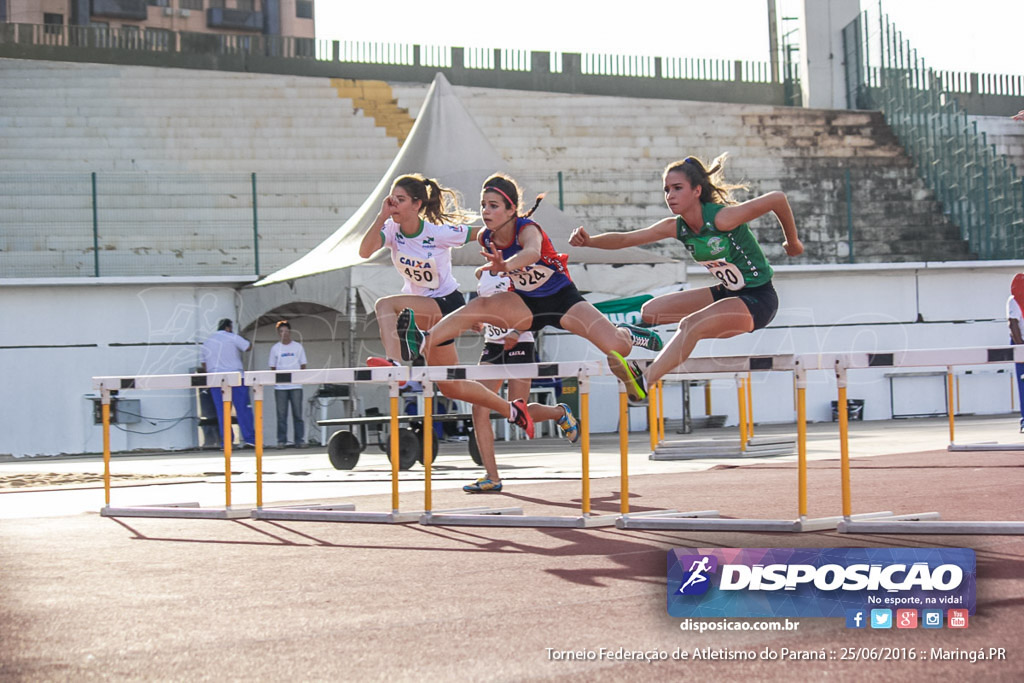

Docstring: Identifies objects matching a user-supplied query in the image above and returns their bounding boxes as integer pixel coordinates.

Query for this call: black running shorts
[429,290,466,346]
[710,280,778,331]
[516,283,587,332]
[479,340,535,365]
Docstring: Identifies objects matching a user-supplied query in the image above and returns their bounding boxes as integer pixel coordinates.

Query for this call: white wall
[0,278,246,457]
[800,0,861,109]
[2,261,1020,456]
[544,261,1022,431]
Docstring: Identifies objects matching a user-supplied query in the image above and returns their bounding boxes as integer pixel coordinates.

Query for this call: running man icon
[678,556,714,595]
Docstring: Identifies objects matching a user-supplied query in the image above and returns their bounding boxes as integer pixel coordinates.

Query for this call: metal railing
[0,22,797,88]
[0,171,381,278]
[843,11,1024,259]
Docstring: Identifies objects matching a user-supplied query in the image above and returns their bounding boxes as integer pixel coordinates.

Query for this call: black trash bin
[831,399,865,421]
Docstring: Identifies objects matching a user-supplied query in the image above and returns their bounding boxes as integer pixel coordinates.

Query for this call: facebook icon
[845,609,867,629]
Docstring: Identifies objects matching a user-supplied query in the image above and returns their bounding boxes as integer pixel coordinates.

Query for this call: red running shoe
[366,356,406,388]
[508,398,534,439]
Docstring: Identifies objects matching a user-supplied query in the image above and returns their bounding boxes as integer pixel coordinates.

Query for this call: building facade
[0,0,314,39]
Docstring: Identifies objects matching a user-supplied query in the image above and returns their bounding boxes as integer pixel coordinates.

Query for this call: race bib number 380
[699,259,745,291]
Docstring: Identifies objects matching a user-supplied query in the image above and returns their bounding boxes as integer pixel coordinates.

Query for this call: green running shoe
[396,308,425,362]
[618,323,663,352]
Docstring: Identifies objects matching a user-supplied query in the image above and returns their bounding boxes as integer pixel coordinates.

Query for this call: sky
[315,0,1022,76]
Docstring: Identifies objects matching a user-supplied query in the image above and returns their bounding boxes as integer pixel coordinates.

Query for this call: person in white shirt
[200,318,255,447]
[1007,273,1024,432]
[268,320,308,448]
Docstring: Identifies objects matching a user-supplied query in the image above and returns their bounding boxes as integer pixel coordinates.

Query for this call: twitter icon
[870,609,893,629]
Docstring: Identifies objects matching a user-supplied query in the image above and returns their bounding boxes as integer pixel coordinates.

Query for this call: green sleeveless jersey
[676,203,773,290]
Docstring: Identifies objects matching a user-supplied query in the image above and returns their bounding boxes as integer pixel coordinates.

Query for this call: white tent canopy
[240,73,683,330]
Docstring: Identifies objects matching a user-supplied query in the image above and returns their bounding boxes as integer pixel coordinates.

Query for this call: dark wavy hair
[481,173,544,218]
[392,174,472,224]
[663,153,747,205]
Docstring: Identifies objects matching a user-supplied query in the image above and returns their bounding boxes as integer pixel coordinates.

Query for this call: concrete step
[0,159,394,173]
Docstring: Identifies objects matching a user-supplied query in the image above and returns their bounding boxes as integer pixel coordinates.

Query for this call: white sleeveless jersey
[477,270,535,344]
[382,218,471,297]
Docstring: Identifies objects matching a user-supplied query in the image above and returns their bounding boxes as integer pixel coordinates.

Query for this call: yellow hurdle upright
[94,371,247,519]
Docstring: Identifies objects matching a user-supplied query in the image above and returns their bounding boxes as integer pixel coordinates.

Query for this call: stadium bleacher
[4,57,1023,277]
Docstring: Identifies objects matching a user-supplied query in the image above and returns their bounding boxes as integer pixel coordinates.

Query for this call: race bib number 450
[508,264,553,292]
[699,259,745,291]
[397,254,439,289]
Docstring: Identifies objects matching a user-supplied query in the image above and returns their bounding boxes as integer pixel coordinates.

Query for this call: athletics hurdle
[93,371,251,519]
[834,346,1024,535]
[947,351,1024,452]
[650,370,795,459]
[617,353,888,532]
[415,361,620,528]
[247,364,439,523]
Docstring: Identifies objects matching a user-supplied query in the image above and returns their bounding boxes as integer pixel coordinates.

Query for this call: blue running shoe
[463,477,503,493]
[557,403,579,444]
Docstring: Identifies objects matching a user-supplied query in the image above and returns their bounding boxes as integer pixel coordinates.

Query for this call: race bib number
[699,259,745,291]
[508,264,553,292]
[397,254,439,289]
[483,323,508,342]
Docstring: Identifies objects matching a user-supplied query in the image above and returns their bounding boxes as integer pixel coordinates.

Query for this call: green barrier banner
[593,294,653,326]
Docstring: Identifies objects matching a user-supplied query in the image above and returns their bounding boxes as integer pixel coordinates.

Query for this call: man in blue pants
[1008,274,1024,433]
[200,318,256,448]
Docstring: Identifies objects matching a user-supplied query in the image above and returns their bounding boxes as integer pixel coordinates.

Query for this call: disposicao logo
[667,548,976,619]
[676,555,718,595]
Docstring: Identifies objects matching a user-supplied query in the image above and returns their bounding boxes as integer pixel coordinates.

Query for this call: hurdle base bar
[835,511,1024,535]
[101,503,251,520]
[421,512,617,528]
[419,507,525,526]
[840,518,1024,535]
[251,505,422,523]
[251,503,356,517]
[616,510,894,532]
[948,442,1024,452]
[651,436,796,460]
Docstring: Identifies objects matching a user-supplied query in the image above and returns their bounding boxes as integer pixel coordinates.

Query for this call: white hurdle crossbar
[246,365,430,523]
[829,346,1024,535]
[617,354,882,532]
[413,361,618,527]
[92,371,250,519]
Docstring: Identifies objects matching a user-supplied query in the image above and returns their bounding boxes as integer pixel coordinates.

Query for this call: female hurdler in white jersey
[359,173,535,436]
[359,174,476,366]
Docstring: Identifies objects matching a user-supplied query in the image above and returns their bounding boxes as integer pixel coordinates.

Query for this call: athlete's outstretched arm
[480,224,544,275]
[569,218,675,250]
[714,191,803,256]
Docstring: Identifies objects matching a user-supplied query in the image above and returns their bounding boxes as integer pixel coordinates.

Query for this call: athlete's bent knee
[435,380,468,401]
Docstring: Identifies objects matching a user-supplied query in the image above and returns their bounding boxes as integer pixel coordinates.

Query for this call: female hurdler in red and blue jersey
[396,174,661,431]
[478,216,572,301]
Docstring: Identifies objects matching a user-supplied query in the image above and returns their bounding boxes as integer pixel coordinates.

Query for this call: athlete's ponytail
[391,174,472,225]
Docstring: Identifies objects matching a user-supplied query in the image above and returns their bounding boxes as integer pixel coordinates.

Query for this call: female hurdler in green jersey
[569,154,803,403]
